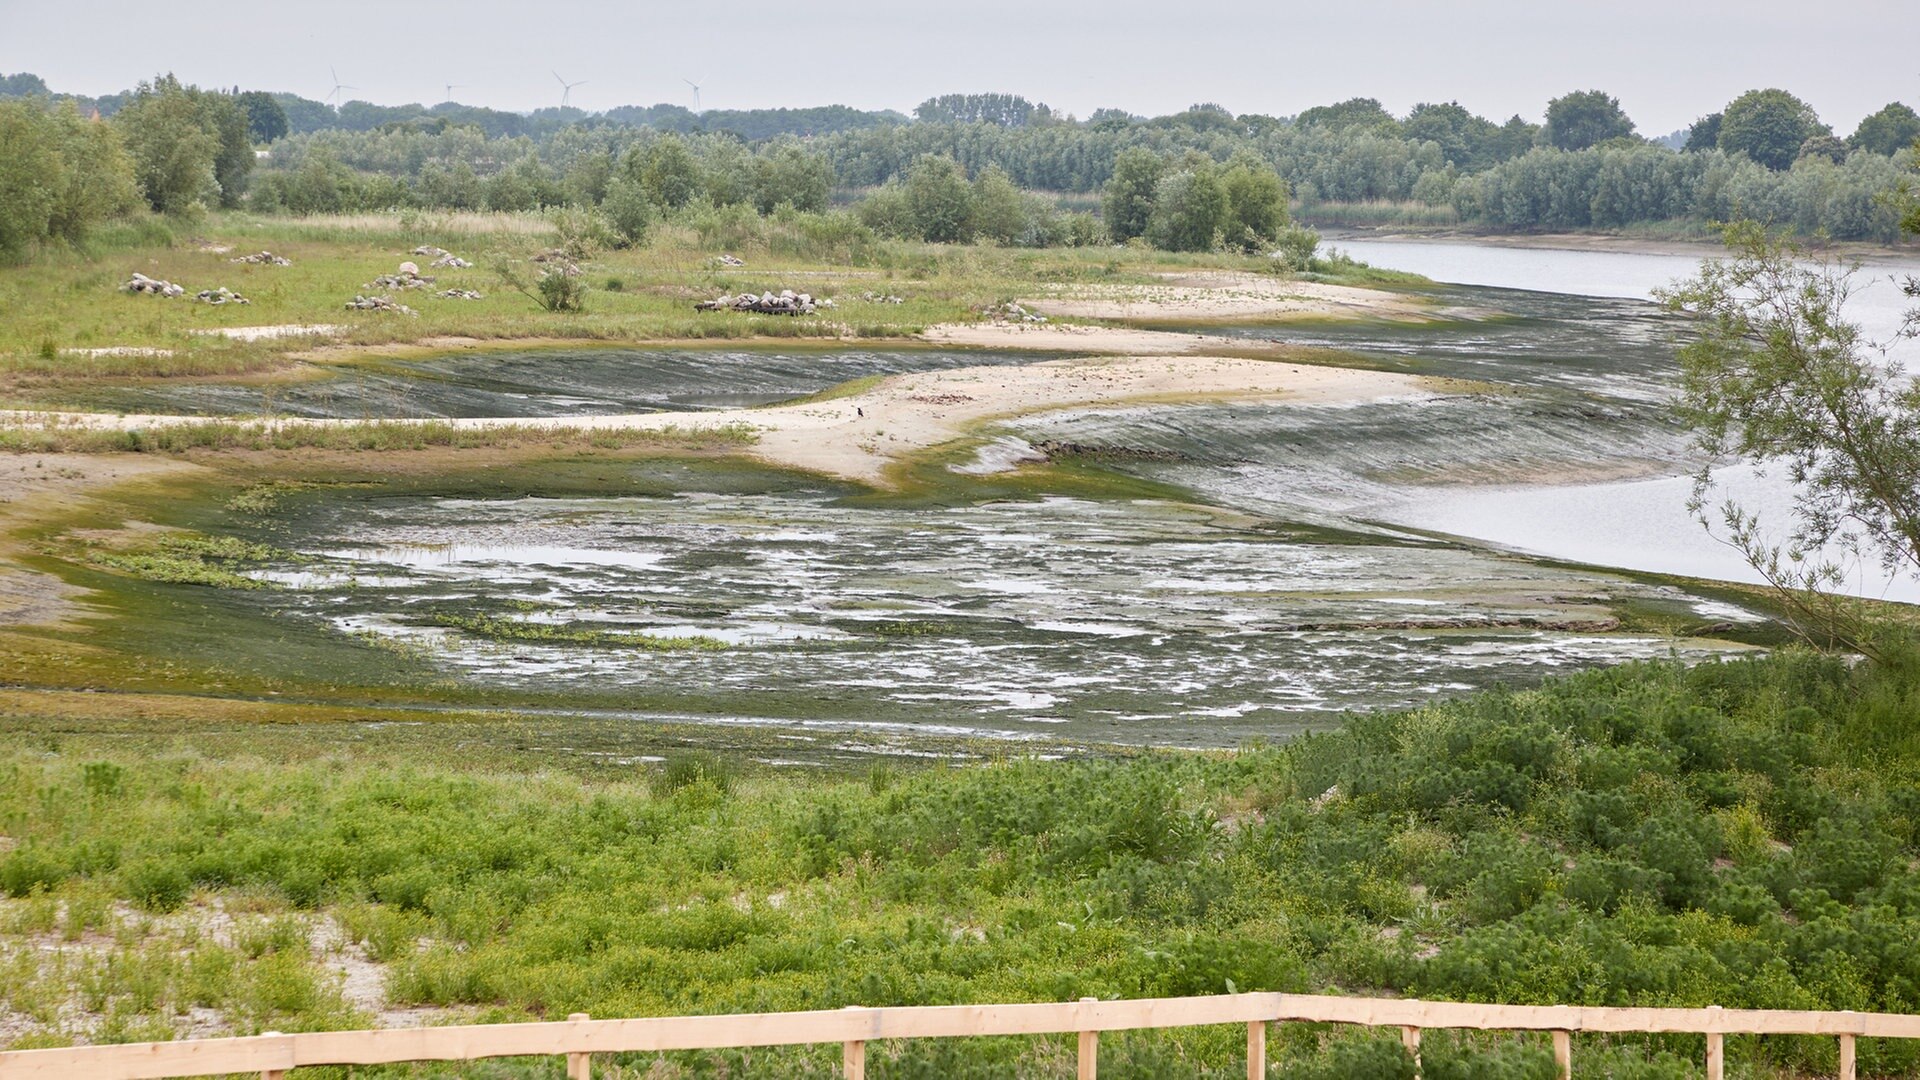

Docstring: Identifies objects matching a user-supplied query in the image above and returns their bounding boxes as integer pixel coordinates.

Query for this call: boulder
[123,272,185,298]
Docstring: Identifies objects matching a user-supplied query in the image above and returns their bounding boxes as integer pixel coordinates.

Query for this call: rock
[366,271,435,290]
[228,250,291,266]
[715,254,746,267]
[397,261,420,276]
[345,294,417,316]
[411,245,449,257]
[693,289,828,316]
[430,253,472,269]
[437,289,485,300]
[192,286,250,305]
[530,248,571,263]
[860,291,906,304]
[984,301,1046,324]
[122,272,185,298]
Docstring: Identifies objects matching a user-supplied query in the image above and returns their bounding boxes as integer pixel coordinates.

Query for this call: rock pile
[193,287,250,305]
[860,292,907,304]
[988,302,1047,324]
[229,250,291,266]
[413,246,474,269]
[438,289,484,300]
[367,269,435,290]
[714,254,746,267]
[123,272,185,297]
[345,295,416,315]
[695,289,832,315]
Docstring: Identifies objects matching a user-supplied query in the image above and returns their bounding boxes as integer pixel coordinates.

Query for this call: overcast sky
[4,0,1914,135]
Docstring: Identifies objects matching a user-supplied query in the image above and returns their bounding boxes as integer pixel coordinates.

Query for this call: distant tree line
[3,74,1917,256]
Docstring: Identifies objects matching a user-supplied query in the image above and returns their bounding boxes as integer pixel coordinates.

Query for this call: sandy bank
[1320,228,1920,266]
[0,453,203,628]
[1018,271,1435,322]
[3,355,1435,487]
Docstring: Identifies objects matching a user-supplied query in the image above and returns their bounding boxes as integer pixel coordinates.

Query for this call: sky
[3,0,1914,136]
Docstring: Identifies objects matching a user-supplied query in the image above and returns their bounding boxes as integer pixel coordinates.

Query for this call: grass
[1,649,1918,1077]
[0,208,1408,400]
[431,612,729,651]
[0,417,758,454]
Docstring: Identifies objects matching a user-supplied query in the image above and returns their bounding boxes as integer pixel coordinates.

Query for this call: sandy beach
[1017,271,1436,322]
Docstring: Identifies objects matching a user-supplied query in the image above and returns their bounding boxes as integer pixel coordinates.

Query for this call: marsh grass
[431,612,728,652]
[2,651,1920,1076]
[0,417,757,454]
[0,209,1404,397]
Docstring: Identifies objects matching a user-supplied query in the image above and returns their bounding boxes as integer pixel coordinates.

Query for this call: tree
[0,72,51,98]
[115,75,221,213]
[1403,102,1500,169]
[1102,147,1164,243]
[1218,153,1288,252]
[1659,221,1920,653]
[236,90,288,144]
[601,175,653,246]
[914,93,1043,127]
[1684,113,1723,152]
[1294,98,1399,134]
[749,144,831,213]
[0,102,61,258]
[1146,162,1228,252]
[636,135,703,209]
[0,100,137,258]
[1850,102,1920,156]
[1718,89,1826,171]
[1543,90,1635,151]
[968,163,1024,244]
[903,155,973,242]
[199,90,254,207]
[1798,134,1848,165]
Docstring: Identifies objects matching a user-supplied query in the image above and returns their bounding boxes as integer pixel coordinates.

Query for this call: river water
[1324,237,1920,601]
[229,236,1907,749]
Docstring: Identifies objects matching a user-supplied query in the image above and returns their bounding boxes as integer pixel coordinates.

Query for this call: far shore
[1315,226,1920,265]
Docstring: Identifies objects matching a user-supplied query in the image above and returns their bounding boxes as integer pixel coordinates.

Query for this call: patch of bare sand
[920,321,1251,354]
[443,353,1438,485]
[2,355,1436,489]
[0,454,203,628]
[1019,270,1436,322]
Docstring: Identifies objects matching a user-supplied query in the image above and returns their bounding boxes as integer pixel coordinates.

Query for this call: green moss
[431,612,727,651]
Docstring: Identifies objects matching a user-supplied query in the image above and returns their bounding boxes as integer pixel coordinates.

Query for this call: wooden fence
[0,991,1906,1079]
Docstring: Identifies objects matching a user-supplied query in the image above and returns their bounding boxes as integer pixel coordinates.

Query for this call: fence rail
[0,991,1903,1079]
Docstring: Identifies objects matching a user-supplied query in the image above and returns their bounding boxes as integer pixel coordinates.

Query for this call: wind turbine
[443,83,463,105]
[325,66,355,106]
[682,77,703,111]
[553,71,586,109]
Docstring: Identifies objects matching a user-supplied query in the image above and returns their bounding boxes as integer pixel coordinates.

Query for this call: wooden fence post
[1840,1031,1857,1080]
[1078,997,1099,1080]
[261,1030,284,1080]
[1247,1019,1266,1080]
[843,1005,866,1080]
[1402,1025,1421,1078]
[1705,1006,1725,1080]
[1552,1029,1570,1080]
[566,1013,591,1080]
